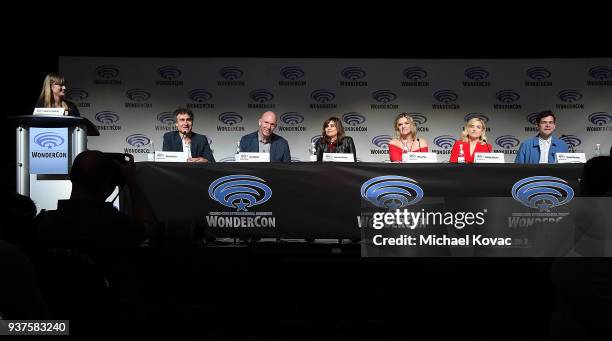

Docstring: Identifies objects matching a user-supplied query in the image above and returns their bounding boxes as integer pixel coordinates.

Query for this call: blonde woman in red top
[449,117,492,163]
[388,113,429,162]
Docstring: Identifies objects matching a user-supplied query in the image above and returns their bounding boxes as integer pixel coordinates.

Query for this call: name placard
[323,153,355,162]
[402,152,438,163]
[33,108,65,116]
[236,152,270,162]
[474,153,505,163]
[154,151,188,162]
[556,153,586,163]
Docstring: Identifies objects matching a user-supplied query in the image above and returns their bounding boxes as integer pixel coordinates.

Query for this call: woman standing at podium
[388,113,429,162]
[36,73,80,117]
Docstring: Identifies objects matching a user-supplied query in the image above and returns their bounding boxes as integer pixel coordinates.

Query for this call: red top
[449,141,492,163]
[389,144,429,162]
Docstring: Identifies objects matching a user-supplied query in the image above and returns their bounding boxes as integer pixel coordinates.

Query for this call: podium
[7,115,99,198]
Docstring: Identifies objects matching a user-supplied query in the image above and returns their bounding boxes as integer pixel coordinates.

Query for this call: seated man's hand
[187,157,208,162]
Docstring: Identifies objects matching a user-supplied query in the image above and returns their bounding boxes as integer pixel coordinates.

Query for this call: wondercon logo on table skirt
[208,175,272,212]
[361,175,424,210]
[511,176,574,212]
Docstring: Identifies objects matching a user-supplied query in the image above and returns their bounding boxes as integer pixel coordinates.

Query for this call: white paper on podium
[237,152,270,162]
[154,151,188,162]
[556,153,586,163]
[322,153,354,162]
[474,153,505,163]
[33,108,65,116]
[401,152,438,163]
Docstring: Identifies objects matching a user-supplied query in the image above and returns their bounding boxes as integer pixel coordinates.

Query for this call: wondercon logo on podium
[208,175,272,212]
[361,175,424,210]
[512,176,574,212]
[34,132,65,149]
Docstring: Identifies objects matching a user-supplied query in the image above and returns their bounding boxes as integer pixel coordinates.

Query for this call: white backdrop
[60,57,612,162]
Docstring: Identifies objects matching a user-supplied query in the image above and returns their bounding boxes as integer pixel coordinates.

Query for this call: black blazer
[162,131,215,162]
[316,136,357,162]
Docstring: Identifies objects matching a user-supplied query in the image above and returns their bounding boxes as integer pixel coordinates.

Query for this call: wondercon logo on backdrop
[433,135,457,149]
[34,132,65,149]
[512,176,574,212]
[342,112,366,126]
[95,111,120,124]
[157,66,182,80]
[496,90,520,103]
[372,90,397,103]
[464,67,489,80]
[360,175,424,210]
[311,135,322,144]
[65,88,89,101]
[218,112,243,126]
[157,112,175,125]
[341,66,366,80]
[559,135,582,148]
[372,135,391,148]
[280,66,305,80]
[95,65,120,79]
[125,89,151,102]
[188,89,213,102]
[311,89,335,103]
[464,113,489,123]
[409,113,428,125]
[588,112,612,125]
[526,67,551,80]
[558,89,583,103]
[433,90,458,103]
[403,67,427,80]
[249,89,274,103]
[208,175,272,212]
[495,135,520,149]
[588,66,612,80]
[126,134,151,147]
[279,112,304,125]
[219,66,244,80]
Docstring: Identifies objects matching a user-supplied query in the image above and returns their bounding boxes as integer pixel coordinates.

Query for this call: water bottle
[457,143,465,163]
[147,141,155,161]
[234,142,241,162]
[309,142,317,162]
[594,143,601,157]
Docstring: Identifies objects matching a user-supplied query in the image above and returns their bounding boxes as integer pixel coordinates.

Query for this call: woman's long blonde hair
[460,117,488,145]
[38,73,67,109]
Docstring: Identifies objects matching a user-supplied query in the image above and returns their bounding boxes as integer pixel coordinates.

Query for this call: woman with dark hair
[35,73,80,117]
[315,116,357,162]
